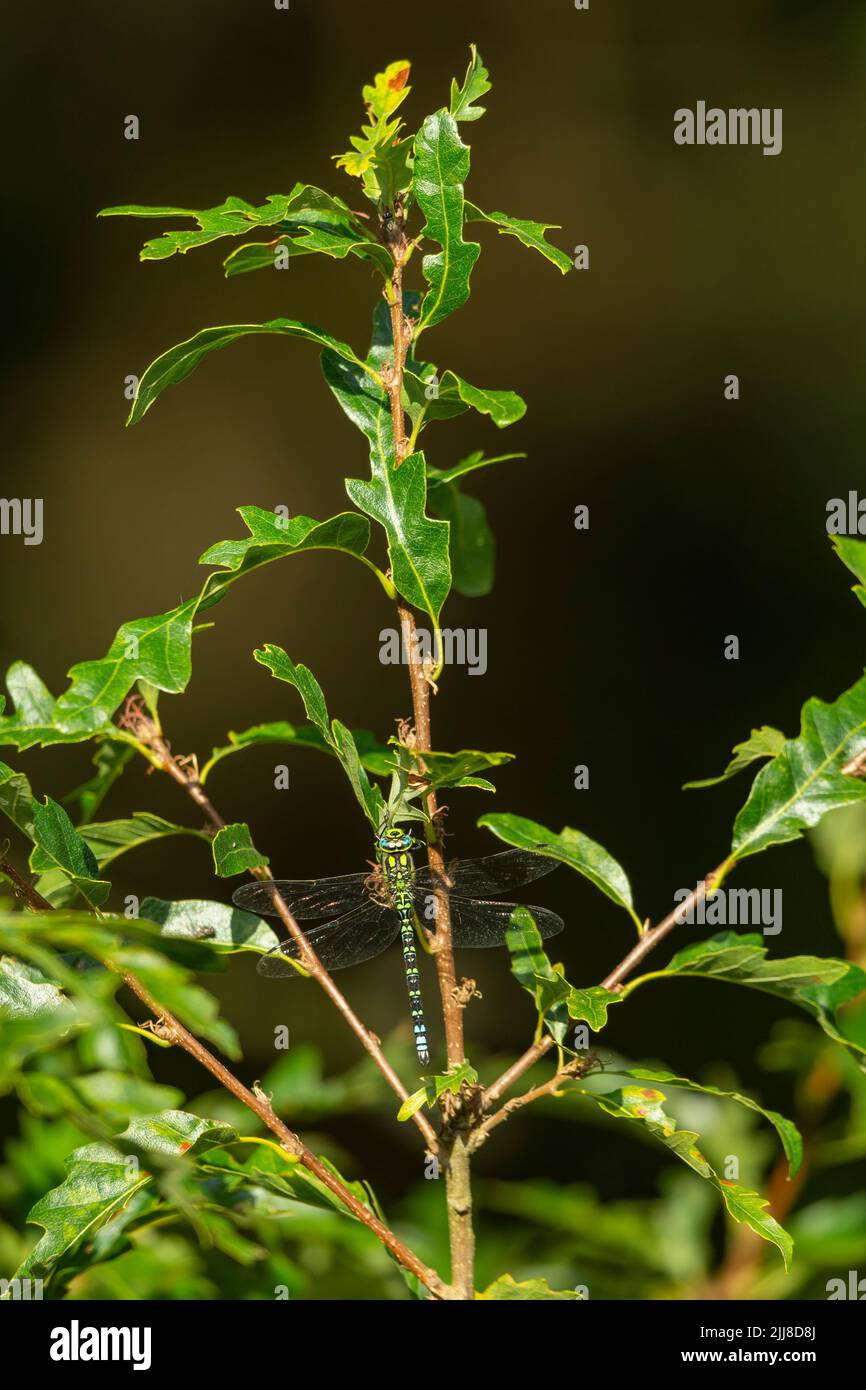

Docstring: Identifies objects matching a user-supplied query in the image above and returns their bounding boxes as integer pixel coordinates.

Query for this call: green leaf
[619,1066,802,1177]
[730,672,866,860]
[464,202,572,274]
[0,959,79,1092]
[0,955,74,1023]
[202,720,330,781]
[140,897,279,953]
[99,185,375,259]
[346,452,451,629]
[426,449,527,489]
[477,1274,582,1300]
[199,1142,378,1225]
[322,299,452,628]
[505,906,570,1046]
[833,534,866,609]
[428,480,493,598]
[585,1083,793,1268]
[14,1110,236,1286]
[0,759,36,838]
[425,452,528,600]
[0,663,94,749]
[684,726,786,790]
[450,45,492,123]
[0,913,238,1053]
[201,720,391,783]
[254,645,384,826]
[51,508,376,738]
[405,368,526,431]
[33,812,208,872]
[223,223,391,277]
[413,111,481,334]
[397,1061,478,1120]
[363,59,412,119]
[254,647,330,740]
[29,798,109,909]
[198,505,391,598]
[557,981,623,1032]
[54,598,200,735]
[394,744,513,791]
[625,931,866,1066]
[128,319,378,426]
[17,1070,184,1129]
[480,812,642,930]
[212,824,269,878]
[63,740,135,823]
[334,60,413,204]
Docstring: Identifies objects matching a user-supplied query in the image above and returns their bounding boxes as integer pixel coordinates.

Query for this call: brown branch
[121,705,439,1154]
[0,858,55,912]
[380,210,475,1297]
[468,1061,589,1153]
[119,969,447,1298]
[482,862,730,1112]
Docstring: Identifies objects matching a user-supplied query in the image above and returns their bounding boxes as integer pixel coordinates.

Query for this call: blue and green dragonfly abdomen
[379,837,429,1066]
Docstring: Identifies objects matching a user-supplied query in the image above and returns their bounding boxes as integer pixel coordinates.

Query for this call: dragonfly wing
[232,872,370,920]
[415,849,559,900]
[255,901,400,977]
[429,895,565,949]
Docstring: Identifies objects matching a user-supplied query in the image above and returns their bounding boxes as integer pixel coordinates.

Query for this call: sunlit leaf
[254,646,385,826]
[32,812,208,872]
[585,1084,793,1268]
[414,112,480,334]
[397,1061,478,1120]
[29,798,109,909]
[480,812,642,930]
[625,931,866,1066]
[477,1274,581,1300]
[212,824,269,878]
[141,896,279,953]
[13,1110,236,1287]
[450,45,492,124]
[618,1066,802,1177]
[684,726,786,790]
[730,673,866,860]
[464,202,572,274]
[128,320,378,426]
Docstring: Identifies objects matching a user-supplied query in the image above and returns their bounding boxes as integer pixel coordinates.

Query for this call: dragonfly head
[376,825,417,853]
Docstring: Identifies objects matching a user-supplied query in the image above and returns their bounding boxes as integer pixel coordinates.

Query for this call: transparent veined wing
[417,894,565,948]
[232,872,370,920]
[415,849,559,900]
[255,900,401,977]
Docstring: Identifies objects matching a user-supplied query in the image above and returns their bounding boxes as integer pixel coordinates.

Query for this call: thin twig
[0,859,55,912]
[8,824,447,1294]
[482,863,729,1112]
[381,209,475,1298]
[120,704,439,1153]
[119,970,447,1298]
[468,1062,588,1153]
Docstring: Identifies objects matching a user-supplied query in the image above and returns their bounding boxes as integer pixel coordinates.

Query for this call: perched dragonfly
[232,825,564,1066]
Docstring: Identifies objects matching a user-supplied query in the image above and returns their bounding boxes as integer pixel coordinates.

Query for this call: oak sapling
[0,48,865,1304]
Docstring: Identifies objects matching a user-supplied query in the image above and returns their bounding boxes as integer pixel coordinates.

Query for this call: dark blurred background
[2,0,865,1213]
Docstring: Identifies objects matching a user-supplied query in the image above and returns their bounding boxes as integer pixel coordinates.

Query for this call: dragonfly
[232,825,564,1067]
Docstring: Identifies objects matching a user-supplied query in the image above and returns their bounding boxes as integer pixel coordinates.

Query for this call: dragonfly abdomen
[385,851,429,1067]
